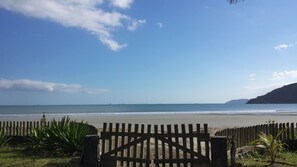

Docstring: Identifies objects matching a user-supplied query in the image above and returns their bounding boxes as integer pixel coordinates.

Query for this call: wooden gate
[100,123,210,167]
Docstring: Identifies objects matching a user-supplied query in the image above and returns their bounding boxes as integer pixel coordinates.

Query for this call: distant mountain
[225,99,249,104]
[247,83,297,104]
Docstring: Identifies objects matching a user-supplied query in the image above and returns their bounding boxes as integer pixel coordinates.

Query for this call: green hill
[247,83,297,104]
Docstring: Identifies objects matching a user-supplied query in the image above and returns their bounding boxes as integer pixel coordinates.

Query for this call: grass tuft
[239,151,297,166]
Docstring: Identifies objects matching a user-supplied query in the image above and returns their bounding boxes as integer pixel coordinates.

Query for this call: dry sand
[69,113,297,129]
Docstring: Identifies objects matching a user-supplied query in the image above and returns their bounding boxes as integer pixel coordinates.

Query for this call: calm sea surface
[1,104,297,117]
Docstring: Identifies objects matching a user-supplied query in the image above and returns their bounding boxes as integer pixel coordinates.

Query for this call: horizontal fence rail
[215,122,296,149]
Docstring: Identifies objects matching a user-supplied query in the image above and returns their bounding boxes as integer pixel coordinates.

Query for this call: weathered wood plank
[286,122,290,140]
[174,124,180,167]
[114,123,119,158]
[181,124,187,166]
[146,125,151,167]
[26,122,30,136]
[13,121,16,136]
[29,121,32,135]
[154,125,159,167]
[127,123,132,167]
[108,123,113,153]
[189,124,194,162]
[120,123,126,166]
[291,123,294,139]
[160,125,166,167]
[140,124,145,167]
[9,121,12,136]
[17,121,19,136]
[101,123,107,155]
[279,123,283,140]
[133,124,139,167]
[196,124,202,156]
[167,124,173,167]
[204,124,210,159]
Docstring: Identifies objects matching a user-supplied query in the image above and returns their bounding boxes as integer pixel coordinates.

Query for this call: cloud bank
[0,79,107,94]
[272,70,297,81]
[0,0,143,51]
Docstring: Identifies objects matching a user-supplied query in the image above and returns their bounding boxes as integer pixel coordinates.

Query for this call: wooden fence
[99,123,215,167]
[0,121,50,136]
[0,120,98,137]
[215,122,297,149]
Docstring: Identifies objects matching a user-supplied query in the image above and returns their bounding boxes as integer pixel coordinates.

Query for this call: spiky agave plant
[30,116,91,155]
[46,117,91,155]
[251,129,286,164]
[30,126,50,151]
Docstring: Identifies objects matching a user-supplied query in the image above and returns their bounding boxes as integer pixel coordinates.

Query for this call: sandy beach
[75,113,297,136]
[1,113,297,132]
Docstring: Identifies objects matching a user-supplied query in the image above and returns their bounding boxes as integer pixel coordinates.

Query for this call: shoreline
[1,113,297,130]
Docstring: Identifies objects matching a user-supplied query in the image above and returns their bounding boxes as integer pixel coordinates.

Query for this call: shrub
[30,116,91,156]
[251,129,286,164]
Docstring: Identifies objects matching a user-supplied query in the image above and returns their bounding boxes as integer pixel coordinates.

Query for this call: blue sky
[1,0,297,105]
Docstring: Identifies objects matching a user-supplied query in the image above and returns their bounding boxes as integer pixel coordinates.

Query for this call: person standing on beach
[40,112,46,126]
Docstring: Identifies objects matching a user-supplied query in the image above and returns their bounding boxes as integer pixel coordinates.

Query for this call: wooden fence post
[230,133,236,167]
[211,136,227,167]
[286,122,290,140]
[83,135,99,167]
[291,123,294,139]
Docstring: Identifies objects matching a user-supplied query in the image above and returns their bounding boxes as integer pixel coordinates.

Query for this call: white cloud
[249,74,256,81]
[156,22,163,29]
[0,0,142,51]
[272,70,297,81]
[274,43,292,51]
[0,79,108,94]
[127,19,146,31]
[110,0,133,9]
[99,36,128,51]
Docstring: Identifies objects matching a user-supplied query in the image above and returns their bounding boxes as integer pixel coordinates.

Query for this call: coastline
[1,112,297,131]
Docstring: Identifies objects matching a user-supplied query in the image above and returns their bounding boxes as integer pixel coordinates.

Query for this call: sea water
[0,104,297,120]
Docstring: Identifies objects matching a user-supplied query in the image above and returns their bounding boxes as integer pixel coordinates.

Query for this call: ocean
[1,104,297,119]
[1,104,297,128]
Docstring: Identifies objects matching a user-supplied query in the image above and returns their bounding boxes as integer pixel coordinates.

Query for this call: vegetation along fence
[0,120,97,137]
[215,122,297,149]
[95,123,227,167]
